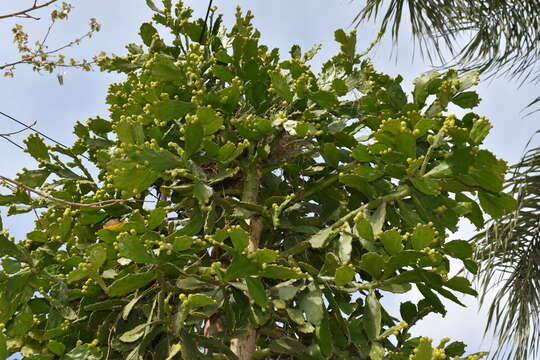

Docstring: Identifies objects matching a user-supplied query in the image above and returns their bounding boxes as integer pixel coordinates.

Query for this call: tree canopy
[0,1,516,359]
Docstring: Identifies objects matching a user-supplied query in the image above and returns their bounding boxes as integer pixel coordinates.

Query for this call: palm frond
[354,0,540,83]
[472,141,540,360]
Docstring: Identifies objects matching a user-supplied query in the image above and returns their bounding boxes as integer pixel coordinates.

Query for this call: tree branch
[0,0,57,20]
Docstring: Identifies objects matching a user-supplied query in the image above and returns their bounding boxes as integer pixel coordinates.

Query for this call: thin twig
[0,121,36,137]
[0,175,145,209]
[0,0,57,20]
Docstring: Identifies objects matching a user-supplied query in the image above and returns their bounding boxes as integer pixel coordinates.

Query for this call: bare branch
[0,175,147,209]
[0,0,57,20]
[0,120,36,136]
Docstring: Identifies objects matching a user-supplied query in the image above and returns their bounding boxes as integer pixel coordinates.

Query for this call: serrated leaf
[147,207,167,230]
[224,255,258,281]
[196,108,223,135]
[25,135,49,161]
[173,235,193,252]
[270,71,292,102]
[478,191,517,218]
[139,22,157,46]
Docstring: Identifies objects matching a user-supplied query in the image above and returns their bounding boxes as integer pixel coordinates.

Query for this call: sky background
[0,0,538,356]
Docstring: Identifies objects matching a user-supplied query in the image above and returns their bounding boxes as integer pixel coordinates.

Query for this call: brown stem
[0,0,57,20]
[230,164,262,359]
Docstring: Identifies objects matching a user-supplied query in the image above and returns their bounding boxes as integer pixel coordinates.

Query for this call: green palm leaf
[473,141,540,360]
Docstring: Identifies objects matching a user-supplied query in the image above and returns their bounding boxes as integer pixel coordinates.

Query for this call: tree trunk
[230,166,261,359]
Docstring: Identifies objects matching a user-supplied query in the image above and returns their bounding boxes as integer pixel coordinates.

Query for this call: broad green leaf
[478,191,517,218]
[246,277,269,308]
[212,65,234,82]
[400,301,417,324]
[363,290,381,340]
[151,99,196,121]
[109,272,156,297]
[149,56,186,83]
[0,234,29,262]
[119,235,155,264]
[186,294,216,308]
[452,91,480,108]
[369,342,385,360]
[359,252,384,279]
[300,288,323,326]
[316,314,334,356]
[0,333,7,359]
[311,90,339,108]
[11,305,33,336]
[139,22,157,46]
[411,177,440,195]
[229,227,249,251]
[62,344,102,360]
[410,224,436,250]
[355,215,374,242]
[309,227,335,249]
[334,29,356,58]
[184,122,203,157]
[119,323,153,343]
[443,240,473,260]
[193,183,213,204]
[269,337,307,356]
[368,204,386,235]
[335,265,355,286]
[259,265,304,280]
[224,255,258,281]
[147,207,167,230]
[173,236,193,252]
[445,341,467,357]
[196,108,223,135]
[380,229,403,254]
[116,120,144,145]
[87,243,108,270]
[25,135,50,161]
[269,71,292,102]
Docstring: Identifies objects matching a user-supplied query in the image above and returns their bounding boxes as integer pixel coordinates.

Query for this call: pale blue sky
[1,0,537,356]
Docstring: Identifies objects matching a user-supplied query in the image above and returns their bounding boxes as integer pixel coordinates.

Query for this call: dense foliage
[0,1,516,359]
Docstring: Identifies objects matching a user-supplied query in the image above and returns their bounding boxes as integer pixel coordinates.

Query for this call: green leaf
[478,191,517,218]
[335,265,355,286]
[0,234,29,262]
[259,265,304,280]
[62,344,102,360]
[151,99,196,121]
[16,169,50,188]
[359,253,384,279]
[334,29,356,58]
[196,107,224,135]
[400,301,417,324]
[311,90,339,108]
[452,92,480,108]
[87,244,108,269]
[355,215,374,242]
[48,340,66,356]
[212,65,234,82]
[309,227,335,249]
[11,304,33,336]
[363,290,381,340]
[229,227,249,251]
[443,240,473,260]
[139,22,157,46]
[119,235,155,264]
[300,288,323,326]
[316,314,334,356]
[186,294,216,308]
[184,122,203,157]
[116,119,144,145]
[25,135,50,161]
[147,207,167,230]
[380,229,403,255]
[411,177,440,195]
[224,255,258,281]
[270,71,292,102]
[119,323,152,343]
[173,235,193,252]
[410,225,436,250]
[445,341,467,357]
[269,337,307,356]
[445,276,477,296]
[193,183,213,204]
[108,272,156,297]
[246,277,269,308]
[414,338,434,360]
